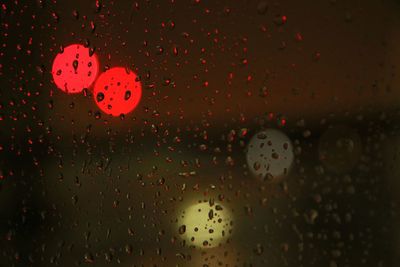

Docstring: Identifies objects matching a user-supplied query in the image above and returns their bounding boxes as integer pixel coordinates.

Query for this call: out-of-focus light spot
[178,201,233,248]
[93,67,142,116]
[51,44,99,94]
[318,125,361,173]
[246,129,294,181]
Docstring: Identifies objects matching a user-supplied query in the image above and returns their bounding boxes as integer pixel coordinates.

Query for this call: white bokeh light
[246,129,294,180]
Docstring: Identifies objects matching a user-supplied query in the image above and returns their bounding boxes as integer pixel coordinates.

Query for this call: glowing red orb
[51,44,99,93]
[93,67,142,116]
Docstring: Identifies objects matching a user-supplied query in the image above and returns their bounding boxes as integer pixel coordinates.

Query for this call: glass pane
[1,1,400,266]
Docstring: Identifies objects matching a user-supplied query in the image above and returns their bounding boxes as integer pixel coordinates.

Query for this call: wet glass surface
[1,1,400,266]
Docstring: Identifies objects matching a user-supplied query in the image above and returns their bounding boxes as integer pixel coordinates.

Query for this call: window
[1,1,400,266]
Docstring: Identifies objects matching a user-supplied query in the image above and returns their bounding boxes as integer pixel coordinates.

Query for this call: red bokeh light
[93,67,142,116]
[51,44,99,94]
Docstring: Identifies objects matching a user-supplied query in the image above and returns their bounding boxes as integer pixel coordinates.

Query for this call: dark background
[1,0,400,266]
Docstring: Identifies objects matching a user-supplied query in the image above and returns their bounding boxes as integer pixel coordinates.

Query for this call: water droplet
[96,92,104,102]
[124,90,131,100]
[72,60,79,72]
[254,243,264,255]
[178,225,186,234]
[208,209,214,220]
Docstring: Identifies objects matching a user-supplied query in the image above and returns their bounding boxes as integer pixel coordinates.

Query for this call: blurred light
[246,129,294,181]
[51,44,99,93]
[179,201,233,248]
[93,67,142,116]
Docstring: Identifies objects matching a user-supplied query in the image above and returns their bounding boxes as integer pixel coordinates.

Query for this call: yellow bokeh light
[178,201,233,248]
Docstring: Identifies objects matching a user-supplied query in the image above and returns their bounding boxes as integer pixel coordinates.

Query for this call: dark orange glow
[93,67,142,116]
[51,44,99,94]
